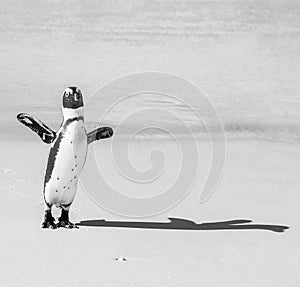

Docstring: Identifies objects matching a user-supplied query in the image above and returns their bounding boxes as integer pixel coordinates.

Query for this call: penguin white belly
[44,120,87,207]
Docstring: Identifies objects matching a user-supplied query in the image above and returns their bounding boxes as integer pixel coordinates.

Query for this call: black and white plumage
[17,87,113,229]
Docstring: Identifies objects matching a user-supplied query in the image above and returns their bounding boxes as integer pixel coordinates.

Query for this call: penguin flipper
[87,127,113,144]
[17,113,56,144]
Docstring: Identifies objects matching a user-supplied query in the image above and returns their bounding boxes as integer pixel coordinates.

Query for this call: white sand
[1,1,299,285]
[0,139,299,286]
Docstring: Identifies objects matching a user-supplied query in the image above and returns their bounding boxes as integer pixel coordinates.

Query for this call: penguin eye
[74,93,80,101]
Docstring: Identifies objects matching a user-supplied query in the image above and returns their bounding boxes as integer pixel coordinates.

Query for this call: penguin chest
[44,120,87,206]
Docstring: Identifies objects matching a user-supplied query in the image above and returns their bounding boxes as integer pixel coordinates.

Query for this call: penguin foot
[57,208,78,229]
[41,209,56,229]
[56,220,78,229]
[41,220,57,229]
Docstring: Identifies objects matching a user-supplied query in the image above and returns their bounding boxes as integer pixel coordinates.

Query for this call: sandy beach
[1,0,300,286]
[0,139,299,286]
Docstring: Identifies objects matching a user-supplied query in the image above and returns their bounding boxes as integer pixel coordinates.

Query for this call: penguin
[17,87,113,229]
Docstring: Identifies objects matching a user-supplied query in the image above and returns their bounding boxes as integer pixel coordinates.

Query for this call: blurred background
[0,0,299,142]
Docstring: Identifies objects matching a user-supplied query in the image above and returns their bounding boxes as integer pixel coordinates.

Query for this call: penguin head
[62,87,83,109]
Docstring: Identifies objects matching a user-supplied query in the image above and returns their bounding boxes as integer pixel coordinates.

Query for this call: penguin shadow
[77,217,289,233]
